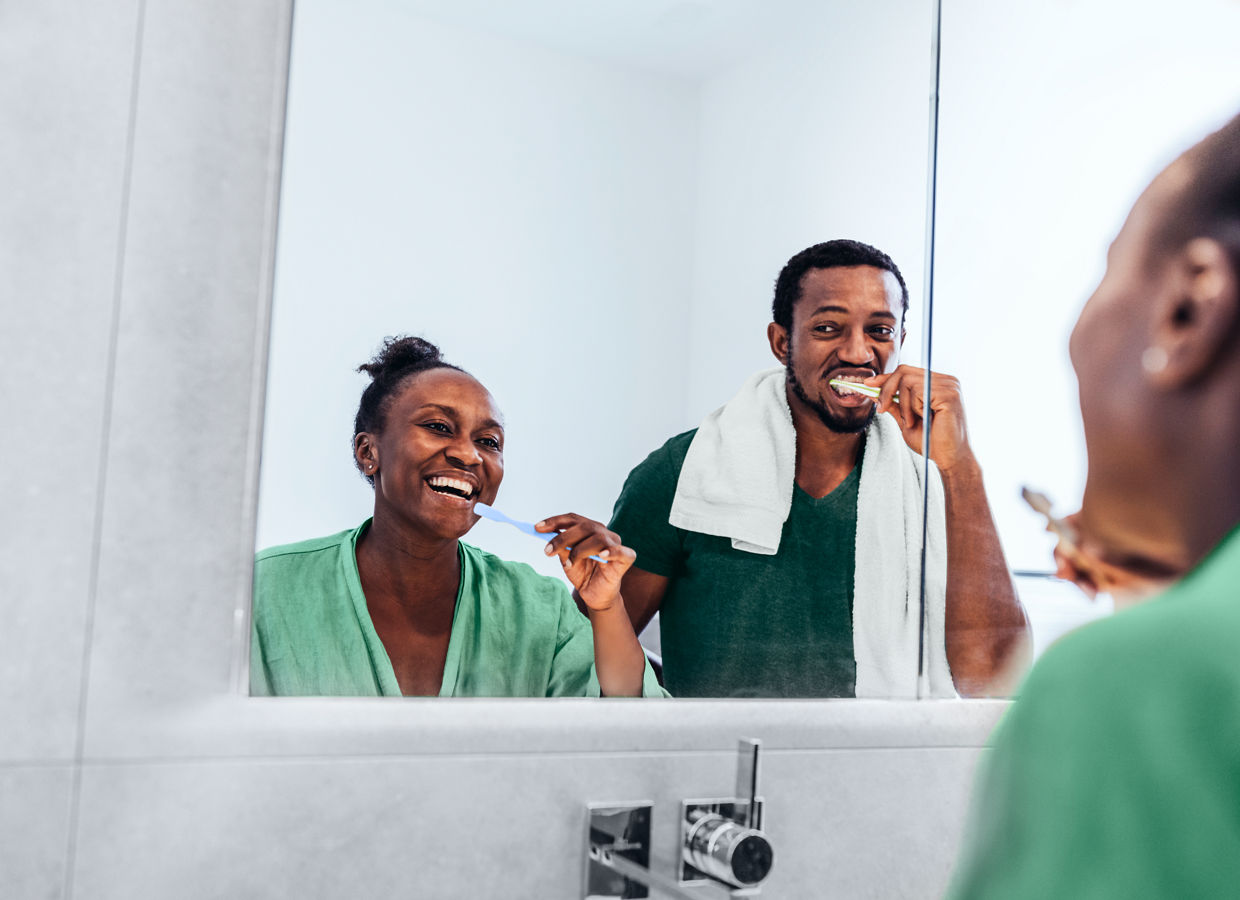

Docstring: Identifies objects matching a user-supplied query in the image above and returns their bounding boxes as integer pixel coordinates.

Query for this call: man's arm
[574,566,667,635]
[617,567,668,635]
[871,365,1031,696]
[938,457,1031,696]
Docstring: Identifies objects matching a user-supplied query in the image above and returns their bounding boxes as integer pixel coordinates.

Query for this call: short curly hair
[352,335,465,484]
[772,239,909,330]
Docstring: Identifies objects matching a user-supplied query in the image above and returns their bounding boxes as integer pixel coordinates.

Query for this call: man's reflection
[608,240,1029,698]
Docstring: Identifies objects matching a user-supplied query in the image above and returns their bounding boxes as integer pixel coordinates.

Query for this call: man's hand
[867,365,972,472]
[536,513,636,612]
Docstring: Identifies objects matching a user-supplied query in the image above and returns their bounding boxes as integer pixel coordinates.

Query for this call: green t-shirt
[609,429,859,698]
[947,524,1240,898]
[250,521,665,698]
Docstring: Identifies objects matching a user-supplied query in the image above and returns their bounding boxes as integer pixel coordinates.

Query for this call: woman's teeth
[427,476,474,499]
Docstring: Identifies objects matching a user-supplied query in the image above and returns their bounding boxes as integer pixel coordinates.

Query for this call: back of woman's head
[353,335,464,482]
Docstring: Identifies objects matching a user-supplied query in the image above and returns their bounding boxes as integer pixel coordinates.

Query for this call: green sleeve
[608,437,687,578]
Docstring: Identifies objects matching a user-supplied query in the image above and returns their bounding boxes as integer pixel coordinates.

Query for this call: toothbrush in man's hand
[828,378,901,401]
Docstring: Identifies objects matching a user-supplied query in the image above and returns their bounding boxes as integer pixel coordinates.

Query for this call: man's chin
[820,407,874,434]
[788,369,875,433]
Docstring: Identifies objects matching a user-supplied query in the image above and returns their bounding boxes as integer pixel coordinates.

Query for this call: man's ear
[1146,237,1239,388]
[767,322,790,365]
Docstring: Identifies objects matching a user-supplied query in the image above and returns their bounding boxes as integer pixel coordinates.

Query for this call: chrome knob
[680,738,775,890]
[683,809,774,887]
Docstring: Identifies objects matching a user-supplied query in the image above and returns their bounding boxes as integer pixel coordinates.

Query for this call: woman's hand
[1051,512,1174,606]
[536,513,636,612]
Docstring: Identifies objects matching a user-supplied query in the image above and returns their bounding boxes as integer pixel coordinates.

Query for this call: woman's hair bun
[357,335,442,379]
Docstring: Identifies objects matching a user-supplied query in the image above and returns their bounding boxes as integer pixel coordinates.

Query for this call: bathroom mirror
[256,0,941,695]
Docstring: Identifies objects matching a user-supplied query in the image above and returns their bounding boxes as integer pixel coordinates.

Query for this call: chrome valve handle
[680,738,774,890]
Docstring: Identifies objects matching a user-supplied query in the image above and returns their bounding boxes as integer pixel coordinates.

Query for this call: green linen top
[947,523,1240,899]
[250,520,666,698]
[609,429,859,698]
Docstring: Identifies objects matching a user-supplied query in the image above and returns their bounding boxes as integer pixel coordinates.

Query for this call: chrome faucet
[584,738,774,899]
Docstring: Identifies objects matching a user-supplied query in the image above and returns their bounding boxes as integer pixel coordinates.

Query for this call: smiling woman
[250,336,666,698]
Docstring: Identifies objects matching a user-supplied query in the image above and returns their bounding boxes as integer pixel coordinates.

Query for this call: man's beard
[786,363,876,434]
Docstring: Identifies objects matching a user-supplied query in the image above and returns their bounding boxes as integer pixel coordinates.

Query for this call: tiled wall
[0,2,1004,897]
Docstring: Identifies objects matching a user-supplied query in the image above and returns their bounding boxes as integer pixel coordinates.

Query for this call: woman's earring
[1141,346,1168,374]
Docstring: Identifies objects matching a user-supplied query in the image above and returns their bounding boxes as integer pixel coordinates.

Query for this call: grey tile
[0,0,141,760]
[767,747,984,898]
[70,746,983,899]
[0,765,75,900]
[81,0,292,753]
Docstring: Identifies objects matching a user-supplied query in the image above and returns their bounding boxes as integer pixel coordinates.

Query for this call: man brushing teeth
[609,239,1029,698]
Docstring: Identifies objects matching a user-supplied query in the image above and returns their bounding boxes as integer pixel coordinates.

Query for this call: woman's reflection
[250,336,666,697]
[608,239,1029,698]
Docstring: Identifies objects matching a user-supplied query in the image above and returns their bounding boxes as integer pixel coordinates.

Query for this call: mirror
[256,0,940,697]
[934,0,1240,660]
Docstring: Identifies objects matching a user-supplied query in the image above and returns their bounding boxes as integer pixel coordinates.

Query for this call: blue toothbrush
[474,502,608,562]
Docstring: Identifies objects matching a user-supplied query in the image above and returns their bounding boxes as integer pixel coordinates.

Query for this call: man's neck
[788,395,865,500]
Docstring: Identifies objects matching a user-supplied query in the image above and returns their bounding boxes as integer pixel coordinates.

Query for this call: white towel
[669,368,954,698]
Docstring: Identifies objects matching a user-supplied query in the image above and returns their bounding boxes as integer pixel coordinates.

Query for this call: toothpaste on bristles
[828,378,883,399]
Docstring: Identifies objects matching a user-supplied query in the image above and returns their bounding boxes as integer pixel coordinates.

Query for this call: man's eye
[421,421,451,434]
[812,324,838,334]
[869,326,894,337]
[478,436,501,450]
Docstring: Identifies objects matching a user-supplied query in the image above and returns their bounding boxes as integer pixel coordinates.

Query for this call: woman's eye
[421,421,451,434]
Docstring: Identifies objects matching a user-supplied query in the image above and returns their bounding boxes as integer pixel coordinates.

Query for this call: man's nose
[838,327,873,365]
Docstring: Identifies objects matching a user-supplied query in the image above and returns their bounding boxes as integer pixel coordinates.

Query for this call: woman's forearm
[588,601,648,697]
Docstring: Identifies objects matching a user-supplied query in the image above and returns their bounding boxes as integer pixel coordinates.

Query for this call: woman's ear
[354,433,378,476]
[1145,237,1239,388]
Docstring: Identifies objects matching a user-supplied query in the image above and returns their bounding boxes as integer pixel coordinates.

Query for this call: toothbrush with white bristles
[828,378,889,400]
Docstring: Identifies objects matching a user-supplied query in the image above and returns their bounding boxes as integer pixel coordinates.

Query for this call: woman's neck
[356,510,461,616]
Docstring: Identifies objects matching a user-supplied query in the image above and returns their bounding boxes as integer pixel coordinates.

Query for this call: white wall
[688,1,933,415]
[935,0,1240,574]
[258,0,700,572]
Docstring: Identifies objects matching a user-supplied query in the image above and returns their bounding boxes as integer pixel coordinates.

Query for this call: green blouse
[251,521,666,698]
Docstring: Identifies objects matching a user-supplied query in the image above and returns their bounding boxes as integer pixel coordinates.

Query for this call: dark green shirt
[609,429,859,698]
[947,524,1240,898]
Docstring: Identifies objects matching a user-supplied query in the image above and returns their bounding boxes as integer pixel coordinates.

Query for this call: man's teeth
[427,476,475,498]
[829,377,878,398]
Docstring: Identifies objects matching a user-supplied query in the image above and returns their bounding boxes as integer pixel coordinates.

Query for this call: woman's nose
[445,435,482,466]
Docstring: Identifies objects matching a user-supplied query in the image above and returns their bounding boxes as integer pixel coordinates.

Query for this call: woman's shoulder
[256,527,358,565]
[253,527,362,602]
